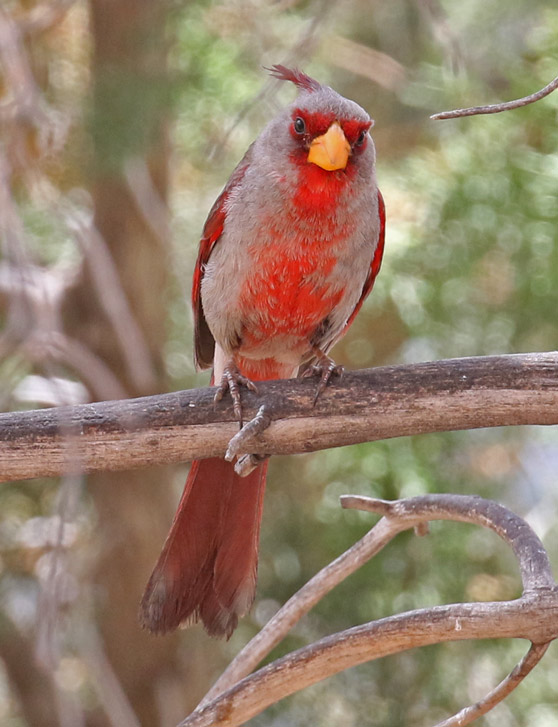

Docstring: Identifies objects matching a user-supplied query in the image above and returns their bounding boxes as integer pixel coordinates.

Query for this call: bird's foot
[225,405,272,462]
[303,348,344,404]
[214,361,258,424]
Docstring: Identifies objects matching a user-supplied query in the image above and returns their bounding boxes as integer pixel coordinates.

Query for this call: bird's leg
[225,405,272,464]
[214,359,258,425]
[303,345,345,404]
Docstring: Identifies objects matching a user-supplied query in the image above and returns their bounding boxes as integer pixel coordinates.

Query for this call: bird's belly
[237,245,345,359]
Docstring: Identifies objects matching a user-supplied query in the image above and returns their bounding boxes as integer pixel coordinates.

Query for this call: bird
[140,65,386,638]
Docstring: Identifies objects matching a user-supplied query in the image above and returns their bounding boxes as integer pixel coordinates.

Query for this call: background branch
[181,495,558,727]
[200,494,555,706]
[434,642,550,727]
[431,75,558,119]
[1,351,558,482]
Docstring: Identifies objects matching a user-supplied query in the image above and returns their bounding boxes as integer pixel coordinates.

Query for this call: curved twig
[183,594,558,727]
[341,495,555,591]
[434,641,550,727]
[192,495,557,726]
[431,75,558,120]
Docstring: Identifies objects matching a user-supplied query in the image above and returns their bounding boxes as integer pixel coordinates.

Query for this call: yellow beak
[307,122,351,171]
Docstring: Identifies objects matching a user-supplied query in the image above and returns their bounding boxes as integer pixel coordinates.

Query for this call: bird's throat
[294,161,354,214]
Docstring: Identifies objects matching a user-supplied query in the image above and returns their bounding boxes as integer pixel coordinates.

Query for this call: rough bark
[1,352,558,481]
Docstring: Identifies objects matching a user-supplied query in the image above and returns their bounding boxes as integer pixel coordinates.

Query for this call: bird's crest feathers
[267,64,322,93]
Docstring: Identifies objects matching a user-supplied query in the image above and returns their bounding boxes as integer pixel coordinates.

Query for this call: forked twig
[431,75,558,120]
[187,495,557,727]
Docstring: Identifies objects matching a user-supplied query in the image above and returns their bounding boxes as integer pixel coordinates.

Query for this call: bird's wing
[343,189,386,334]
[192,146,253,369]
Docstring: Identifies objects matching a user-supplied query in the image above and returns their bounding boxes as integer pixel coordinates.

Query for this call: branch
[431,75,558,119]
[1,352,558,482]
[181,495,558,727]
[200,494,554,705]
[433,642,549,727]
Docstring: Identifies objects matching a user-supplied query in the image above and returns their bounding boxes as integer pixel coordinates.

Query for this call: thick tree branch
[1,352,558,482]
[181,495,558,727]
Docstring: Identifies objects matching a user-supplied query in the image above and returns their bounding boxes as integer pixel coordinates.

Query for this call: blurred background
[1,0,557,725]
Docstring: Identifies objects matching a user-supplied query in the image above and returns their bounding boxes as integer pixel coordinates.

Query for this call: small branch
[1,352,558,482]
[434,641,550,727]
[431,75,558,119]
[199,504,410,707]
[183,599,558,727]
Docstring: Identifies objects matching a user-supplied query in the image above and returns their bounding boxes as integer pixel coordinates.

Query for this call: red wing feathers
[192,147,253,369]
[343,189,386,334]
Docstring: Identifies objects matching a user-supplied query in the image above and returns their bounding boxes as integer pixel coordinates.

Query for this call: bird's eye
[355,130,367,147]
[293,117,306,134]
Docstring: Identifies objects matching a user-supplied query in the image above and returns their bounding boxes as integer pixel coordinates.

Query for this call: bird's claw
[303,353,344,404]
[214,362,258,424]
[225,405,271,462]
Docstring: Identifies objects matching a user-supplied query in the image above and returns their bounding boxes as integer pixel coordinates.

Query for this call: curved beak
[307,122,350,171]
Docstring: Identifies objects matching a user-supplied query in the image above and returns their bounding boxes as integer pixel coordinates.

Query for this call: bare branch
[431,75,558,120]
[201,494,554,706]
[183,600,558,727]
[200,502,410,706]
[341,495,555,591]
[434,642,550,727]
[1,352,558,482]
[183,495,558,727]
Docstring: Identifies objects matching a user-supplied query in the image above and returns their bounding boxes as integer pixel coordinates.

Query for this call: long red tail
[140,457,268,638]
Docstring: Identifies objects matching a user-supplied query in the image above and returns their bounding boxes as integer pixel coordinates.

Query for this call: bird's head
[266,64,374,176]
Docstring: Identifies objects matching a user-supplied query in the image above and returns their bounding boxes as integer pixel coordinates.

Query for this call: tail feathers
[140,457,267,638]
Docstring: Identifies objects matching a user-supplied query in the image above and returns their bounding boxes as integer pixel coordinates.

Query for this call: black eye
[293,117,306,134]
[355,129,367,147]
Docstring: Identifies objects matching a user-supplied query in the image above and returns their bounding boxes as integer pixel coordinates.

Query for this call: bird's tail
[140,456,268,638]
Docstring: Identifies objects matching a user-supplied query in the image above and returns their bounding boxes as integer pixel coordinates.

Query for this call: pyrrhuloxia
[140,66,385,638]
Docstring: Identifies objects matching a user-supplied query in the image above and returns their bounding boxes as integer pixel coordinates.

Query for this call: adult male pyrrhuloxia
[140,66,386,638]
